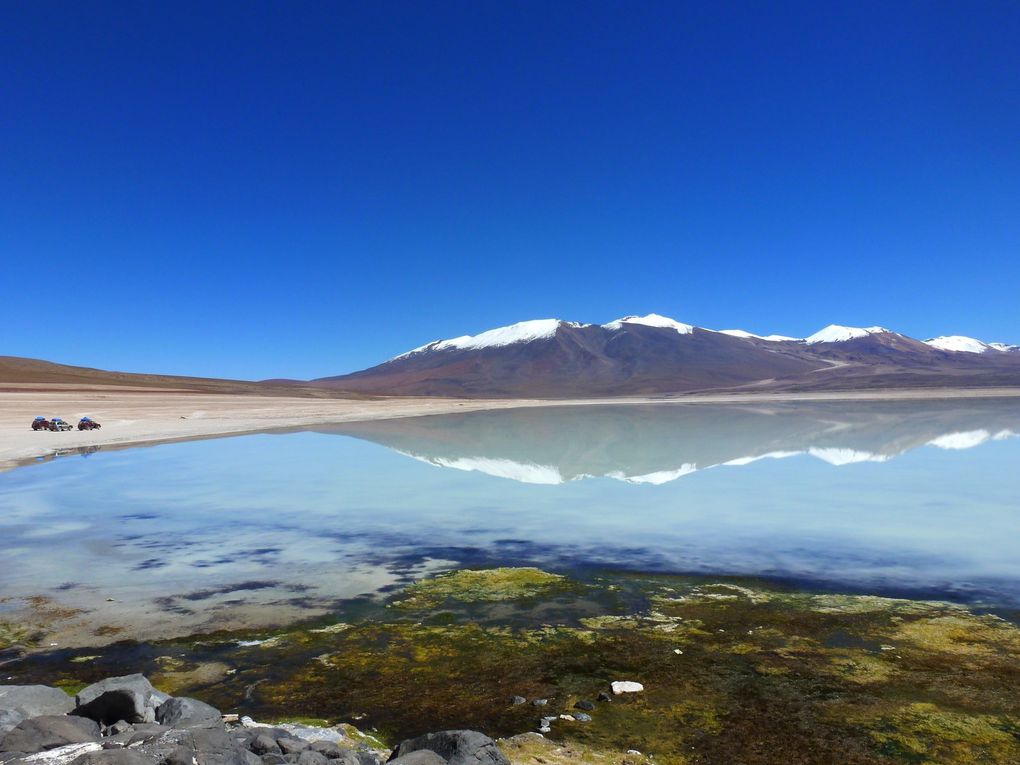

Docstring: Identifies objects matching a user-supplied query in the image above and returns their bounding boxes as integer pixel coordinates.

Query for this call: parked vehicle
[32,416,50,430]
[78,417,102,431]
[48,418,73,431]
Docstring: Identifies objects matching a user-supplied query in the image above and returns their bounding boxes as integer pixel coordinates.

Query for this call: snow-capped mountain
[717,329,798,342]
[803,325,892,344]
[315,314,1020,397]
[602,313,695,334]
[397,319,573,358]
[925,335,1019,354]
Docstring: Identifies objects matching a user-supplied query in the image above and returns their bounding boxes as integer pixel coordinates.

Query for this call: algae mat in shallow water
[7,569,1020,765]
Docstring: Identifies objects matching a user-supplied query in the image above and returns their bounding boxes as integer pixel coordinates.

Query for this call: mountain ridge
[315,314,1020,398]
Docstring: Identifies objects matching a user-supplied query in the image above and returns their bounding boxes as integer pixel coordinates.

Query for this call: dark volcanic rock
[388,731,508,765]
[126,726,172,745]
[388,753,447,765]
[69,750,152,765]
[307,742,343,759]
[74,676,170,725]
[162,747,200,765]
[295,752,329,765]
[573,700,595,712]
[156,698,222,728]
[0,686,76,721]
[105,726,254,765]
[0,715,101,753]
[190,727,256,765]
[355,752,382,765]
[277,739,308,755]
[250,735,282,756]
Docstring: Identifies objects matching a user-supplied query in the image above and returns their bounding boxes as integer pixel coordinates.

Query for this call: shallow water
[2,399,1020,640]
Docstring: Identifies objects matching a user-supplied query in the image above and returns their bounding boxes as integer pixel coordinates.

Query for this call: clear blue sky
[2,2,1018,380]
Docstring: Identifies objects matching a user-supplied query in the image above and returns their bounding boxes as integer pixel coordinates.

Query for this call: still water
[2,399,1019,640]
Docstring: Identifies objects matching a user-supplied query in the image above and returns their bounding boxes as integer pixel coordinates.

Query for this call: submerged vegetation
[7,569,1020,764]
[391,567,573,609]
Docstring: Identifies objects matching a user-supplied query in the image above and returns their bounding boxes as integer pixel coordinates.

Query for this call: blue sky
[2,2,1018,380]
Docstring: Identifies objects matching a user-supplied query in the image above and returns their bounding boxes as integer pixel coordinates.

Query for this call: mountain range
[315,314,1020,397]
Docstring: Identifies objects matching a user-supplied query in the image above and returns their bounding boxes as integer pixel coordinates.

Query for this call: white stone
[611,681,644,695]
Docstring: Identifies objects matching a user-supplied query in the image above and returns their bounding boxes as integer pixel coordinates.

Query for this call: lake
[2,398,1019,646]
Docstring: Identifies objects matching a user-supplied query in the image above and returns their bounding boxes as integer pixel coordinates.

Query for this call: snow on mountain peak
[603,313,695,334]
[924,336,991,353]
[924,335,1018,353]
[395,319,571,358]
[804,325,891,344]
[719,329,798,342]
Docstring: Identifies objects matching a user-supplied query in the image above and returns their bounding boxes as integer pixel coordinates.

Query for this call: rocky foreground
[0,675,515,765]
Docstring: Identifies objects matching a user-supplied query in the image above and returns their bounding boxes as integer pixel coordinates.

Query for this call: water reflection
[1,399,1019,645]
[322,399,1020,484]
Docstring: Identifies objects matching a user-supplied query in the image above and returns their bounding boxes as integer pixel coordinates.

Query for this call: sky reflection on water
[1,399,1019,635]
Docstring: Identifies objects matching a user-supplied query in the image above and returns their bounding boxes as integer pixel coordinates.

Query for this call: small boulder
[596,692,611,703]
[610,682,643,696]
[250,735,282,756]
[126,725,172,745]
[277,739,309,755]
[191,726,251,764]
[163,746,200,765]
[530,700,547,708]
[74,676,170,725]
[0,716,101,754]
[0,686,75,720]
[69,749,153,765]
[296,751,330,765]
[573,700,595,712]
[388,752,447,765]
[388,731,509,765]
[307,742,343,759]
[509,697,526,707]
[573,713,591,723]
[156,698,222,728]
[355,751,382,765]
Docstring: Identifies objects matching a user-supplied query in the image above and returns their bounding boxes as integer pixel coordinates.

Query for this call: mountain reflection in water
[1,398,1020,643]
[320,399,1020,484]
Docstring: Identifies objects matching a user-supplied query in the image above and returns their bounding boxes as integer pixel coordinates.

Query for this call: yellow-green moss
[391,568,571,609]
[847,702,1020,764]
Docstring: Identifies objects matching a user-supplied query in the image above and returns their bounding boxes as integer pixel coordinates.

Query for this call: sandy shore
[4,385,1020,472]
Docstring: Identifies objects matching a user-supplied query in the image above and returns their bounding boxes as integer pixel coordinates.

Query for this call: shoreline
[4,385,1020,472]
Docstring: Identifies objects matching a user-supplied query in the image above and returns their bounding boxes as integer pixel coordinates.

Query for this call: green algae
[844,702,1020,764]
[391,567,572,610]
[6,572,1020,765]
[0,621,40,651]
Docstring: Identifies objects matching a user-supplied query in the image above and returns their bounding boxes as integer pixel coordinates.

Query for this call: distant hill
[314,314,1020,397]
[0,356,361,398]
